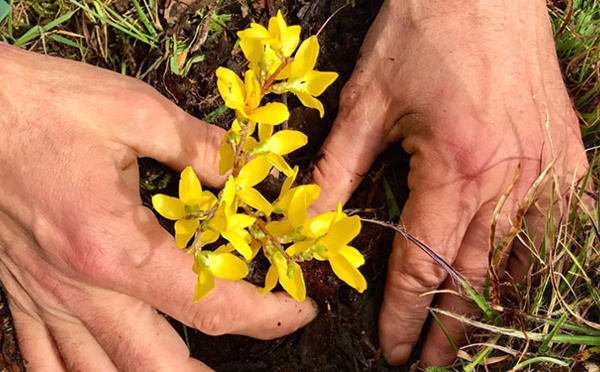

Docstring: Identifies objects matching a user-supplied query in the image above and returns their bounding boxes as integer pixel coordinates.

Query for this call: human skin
[312,0,589,367]
[0,42,316,371]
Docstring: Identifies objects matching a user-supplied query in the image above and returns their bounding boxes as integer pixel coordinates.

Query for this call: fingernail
[384,344,412,366]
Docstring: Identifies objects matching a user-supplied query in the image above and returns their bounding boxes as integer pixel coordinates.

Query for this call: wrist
[387,0,548,24]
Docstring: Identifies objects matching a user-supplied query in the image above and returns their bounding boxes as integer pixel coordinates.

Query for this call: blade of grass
[511,356,570,370]
[131,0,157,36]
[14,10,78,47]
[539,312,569,353]
[0,0,9,24]
[432,308,600,346]
[69,0,154,46]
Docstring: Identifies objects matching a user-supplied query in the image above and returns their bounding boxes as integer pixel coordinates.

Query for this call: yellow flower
[285,210,366,293]
[218,120,259,175]
[205,177,257,261]
[238,11,301,74]
[233,157,272,215]
[259,251,306,302]
[216,67,289,123]
[279,36,338,117]
[317,215,367,292]
[152,166,217,248]
[265,176,321,242]
[249,126,308,176]
[192,244,249,302]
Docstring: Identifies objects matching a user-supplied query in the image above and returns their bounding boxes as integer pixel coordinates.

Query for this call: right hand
[0,42,316,371]
[312,0,588,366]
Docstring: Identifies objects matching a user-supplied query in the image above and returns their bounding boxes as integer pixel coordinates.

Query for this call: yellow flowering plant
[152,11,366,303]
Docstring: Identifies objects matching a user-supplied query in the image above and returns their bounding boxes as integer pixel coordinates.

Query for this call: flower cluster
[153,11,366,302]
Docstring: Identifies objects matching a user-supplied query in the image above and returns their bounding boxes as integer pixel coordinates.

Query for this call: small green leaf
[0,0,10,24]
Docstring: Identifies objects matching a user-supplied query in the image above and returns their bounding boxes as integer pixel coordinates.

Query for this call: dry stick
[360,219,474,293]
[488,163,521,306]
[360,218,494,319]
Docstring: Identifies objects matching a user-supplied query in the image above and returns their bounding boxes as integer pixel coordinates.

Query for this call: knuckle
[64,231,120,283]
[390,255,449,295]
[191,294,235,336]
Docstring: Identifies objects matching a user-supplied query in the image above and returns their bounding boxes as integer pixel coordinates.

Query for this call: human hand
[312,0,588,366]
[0,43,316,371]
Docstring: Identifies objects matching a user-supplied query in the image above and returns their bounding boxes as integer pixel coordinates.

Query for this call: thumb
[311,77,394,213]
[110,87,226,188]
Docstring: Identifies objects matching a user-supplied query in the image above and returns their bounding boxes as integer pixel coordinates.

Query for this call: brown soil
[1,0,418,370]
[142,0,417,370]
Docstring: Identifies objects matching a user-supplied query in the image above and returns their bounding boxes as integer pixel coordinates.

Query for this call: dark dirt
[1,0,419,371]
[142,0,418,371]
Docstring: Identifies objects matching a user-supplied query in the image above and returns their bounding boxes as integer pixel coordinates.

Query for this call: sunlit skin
[0,42,318,371]
[155,16,365,303]
[311,0,589,367]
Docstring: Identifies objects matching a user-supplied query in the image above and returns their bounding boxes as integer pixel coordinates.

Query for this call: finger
[43,313,117,372]
[379,173,480,365]
[83,206,317,341]
[9,301,66,372]
[72,289,210,372]
[110,89,226,188]
[311,76,399,213]
[421,208,495,367]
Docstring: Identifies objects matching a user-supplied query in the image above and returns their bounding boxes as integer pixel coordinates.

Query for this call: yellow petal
[179,166,203,205]
[250,239,262,260]
[236,156,269,187]
[287,185,321,228]
[339,245,365,268]
[219,143,235,175]
[258,123,273,142]
[265,219,293,237]
[288,189,308,229]
[222,231,253,261]
[198,191,218,211]
[286,240,312,256]
[302,211,336,238]
[281,25,301,57]
[238,26,268,63]
[221,176,237,206]
[266,130,308,155]
[193,267,215,303]
[244,70,261,110]
[276,62,293,80]
[200,228,220,245]
[329,254,367,293]
[305,70,338,97]
[258,265,278,293]
[297,92,324,118]
[174,218,199,248]
[209,253,249,280]
[266,153,293,176]
[152,194,186,220]
[213,244,234,254]
[238,187,273,216]
[280,166,299,197]
[292,36,319,77]
[248,102,290,125]
[216,67,245,110]
[244,136,259,151]
[322,215,361,252]
[278,262,306,302]
[260,47,284,76]
[227,213,256,230]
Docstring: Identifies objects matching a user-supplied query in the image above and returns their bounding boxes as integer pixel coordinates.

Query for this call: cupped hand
[312,0,588,367]
[0,43,316,371]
